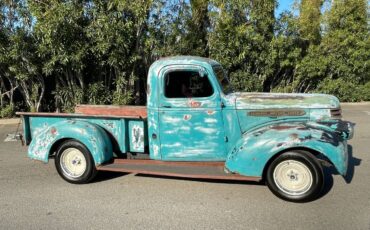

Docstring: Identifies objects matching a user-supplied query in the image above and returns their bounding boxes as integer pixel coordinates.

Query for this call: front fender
[28,119,113,165]
[225,122,348,177]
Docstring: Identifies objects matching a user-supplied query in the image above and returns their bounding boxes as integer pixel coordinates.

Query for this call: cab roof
[151,56,221,70]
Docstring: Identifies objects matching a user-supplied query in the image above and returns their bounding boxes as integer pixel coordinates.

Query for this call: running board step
[97,159,261,181]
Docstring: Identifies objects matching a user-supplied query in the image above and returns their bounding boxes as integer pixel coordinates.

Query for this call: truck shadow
[317,144,361,199]
[324,144,361,184]
[92,171,130,183]
[343,145,361,184]
[135,174,264,186]
[93,170,264,186]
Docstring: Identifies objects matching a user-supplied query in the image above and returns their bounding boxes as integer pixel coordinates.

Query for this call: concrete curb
[0,118,22,125]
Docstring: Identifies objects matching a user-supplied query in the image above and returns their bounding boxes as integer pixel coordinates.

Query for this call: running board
[97,159,261,182]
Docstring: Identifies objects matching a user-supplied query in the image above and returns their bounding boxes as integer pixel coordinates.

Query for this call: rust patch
[50,127,57,135]
[189,100,201,108]
[75,104,147,118]
[183,114,192,121]
[244,94,305,100]
[112,159,225,167]
[207,110,216,115]
[248,110,306,117]
[270,125,299,130]
[289,133,299,139]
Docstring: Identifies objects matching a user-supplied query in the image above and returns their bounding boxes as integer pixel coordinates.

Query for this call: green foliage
[0,104,14,118]
[0,0,369,117]
[54,86,83,113]
[316,78,370,102]
[299,0,322,45]
[276,0,369,97]
[86,82,111,105]
[112,75,134,105]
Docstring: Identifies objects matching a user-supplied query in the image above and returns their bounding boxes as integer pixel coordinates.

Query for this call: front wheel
[266,151,324,202]
[55,140,97,184]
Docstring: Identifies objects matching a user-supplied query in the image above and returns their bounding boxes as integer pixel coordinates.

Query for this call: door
[158,65,226,161]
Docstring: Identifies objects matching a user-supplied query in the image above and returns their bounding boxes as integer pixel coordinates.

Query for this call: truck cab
[147,57,229,161]
[18,56,354,202]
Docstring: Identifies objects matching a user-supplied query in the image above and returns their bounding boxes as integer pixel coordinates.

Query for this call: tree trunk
[0,77,4,108]
[18,80,34,111]
[35,75,45,112]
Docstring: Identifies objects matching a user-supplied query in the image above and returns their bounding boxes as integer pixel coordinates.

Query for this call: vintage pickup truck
[17,56,354,202]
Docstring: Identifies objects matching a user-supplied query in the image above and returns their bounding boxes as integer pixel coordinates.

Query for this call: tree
[293,0,369,100]
[209,0,275,92]
[86,0,153,105]
[1,0,44,113]
[9,29,45,112]
[186,0,210,56]
[29,0,89,112]
[299,0,322,46]
[0,0,369,115]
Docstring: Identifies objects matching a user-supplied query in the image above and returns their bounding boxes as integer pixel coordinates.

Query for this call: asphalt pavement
[0,103,369,230]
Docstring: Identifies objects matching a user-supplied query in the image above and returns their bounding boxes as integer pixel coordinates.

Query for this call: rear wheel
[55,140,97,184]
[266,151,324,202]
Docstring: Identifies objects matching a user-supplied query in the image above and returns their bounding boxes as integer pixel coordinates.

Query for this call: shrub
[85,82,111,105]
[0,104,15,118]
[315,78,370,102]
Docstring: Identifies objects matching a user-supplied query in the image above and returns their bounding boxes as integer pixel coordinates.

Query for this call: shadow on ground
[317,144,361,200]
[344,145,361,184]
[135,173,264,186]
[92,171,129,183]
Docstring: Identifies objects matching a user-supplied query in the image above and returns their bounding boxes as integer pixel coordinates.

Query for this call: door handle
[162,105,171,108]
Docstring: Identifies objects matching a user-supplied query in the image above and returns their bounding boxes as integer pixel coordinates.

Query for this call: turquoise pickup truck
[18,56,354,202]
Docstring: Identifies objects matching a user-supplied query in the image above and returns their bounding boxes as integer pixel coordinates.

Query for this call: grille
[330,108,342,119]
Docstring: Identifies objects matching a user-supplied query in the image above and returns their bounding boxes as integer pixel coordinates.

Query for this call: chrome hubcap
[273,160,313,196]
[60,148,87,178]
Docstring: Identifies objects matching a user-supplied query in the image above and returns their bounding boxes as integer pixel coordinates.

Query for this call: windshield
[212,65,234,94]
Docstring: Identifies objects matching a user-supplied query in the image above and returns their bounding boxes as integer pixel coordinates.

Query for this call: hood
[230,92,340,110]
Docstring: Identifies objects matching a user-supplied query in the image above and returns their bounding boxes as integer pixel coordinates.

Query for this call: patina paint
[225,121,350,177]
[147,57,225,160]
[221,109,242,154]
[309,108,335,121]
[147,109,160,160]
[28,118,113,165]
[236,109,310,134]
[128,120,147,152]
[90,118,127,153]
[158,108,226,160]
[232,92,340,109]
[154,61,227,160]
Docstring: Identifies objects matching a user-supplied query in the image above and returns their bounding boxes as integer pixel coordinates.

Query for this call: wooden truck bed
[75,104,147,119]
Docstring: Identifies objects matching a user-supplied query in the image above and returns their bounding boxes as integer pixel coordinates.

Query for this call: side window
[164,70,214,98]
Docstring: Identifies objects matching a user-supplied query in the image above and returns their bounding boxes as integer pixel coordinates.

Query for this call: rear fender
[28,120,113,165]
[225,122,348,177]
